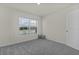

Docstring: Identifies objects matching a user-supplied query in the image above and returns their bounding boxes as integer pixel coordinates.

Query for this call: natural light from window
[19,17,37,34]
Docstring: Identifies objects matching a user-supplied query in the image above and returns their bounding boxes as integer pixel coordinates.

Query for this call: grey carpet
[0,39,79,55]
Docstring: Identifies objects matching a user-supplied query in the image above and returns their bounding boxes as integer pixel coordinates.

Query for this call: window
[19,17,37,34]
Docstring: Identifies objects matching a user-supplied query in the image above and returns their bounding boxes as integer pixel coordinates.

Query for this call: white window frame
[19,16,38,34]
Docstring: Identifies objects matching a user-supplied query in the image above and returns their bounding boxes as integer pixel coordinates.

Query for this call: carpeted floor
[0,39,79,55]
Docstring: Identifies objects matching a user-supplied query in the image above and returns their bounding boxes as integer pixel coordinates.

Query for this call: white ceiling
[1,3,74,16]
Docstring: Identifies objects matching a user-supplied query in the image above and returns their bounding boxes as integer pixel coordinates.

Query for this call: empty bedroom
[0,3,79,55]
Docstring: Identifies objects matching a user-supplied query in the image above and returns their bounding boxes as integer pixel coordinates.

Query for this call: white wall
[42,7,73,44]
[43,11,67,44]
[0,6,42,47]
[42,6,79,50]
[0,6,12,46]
